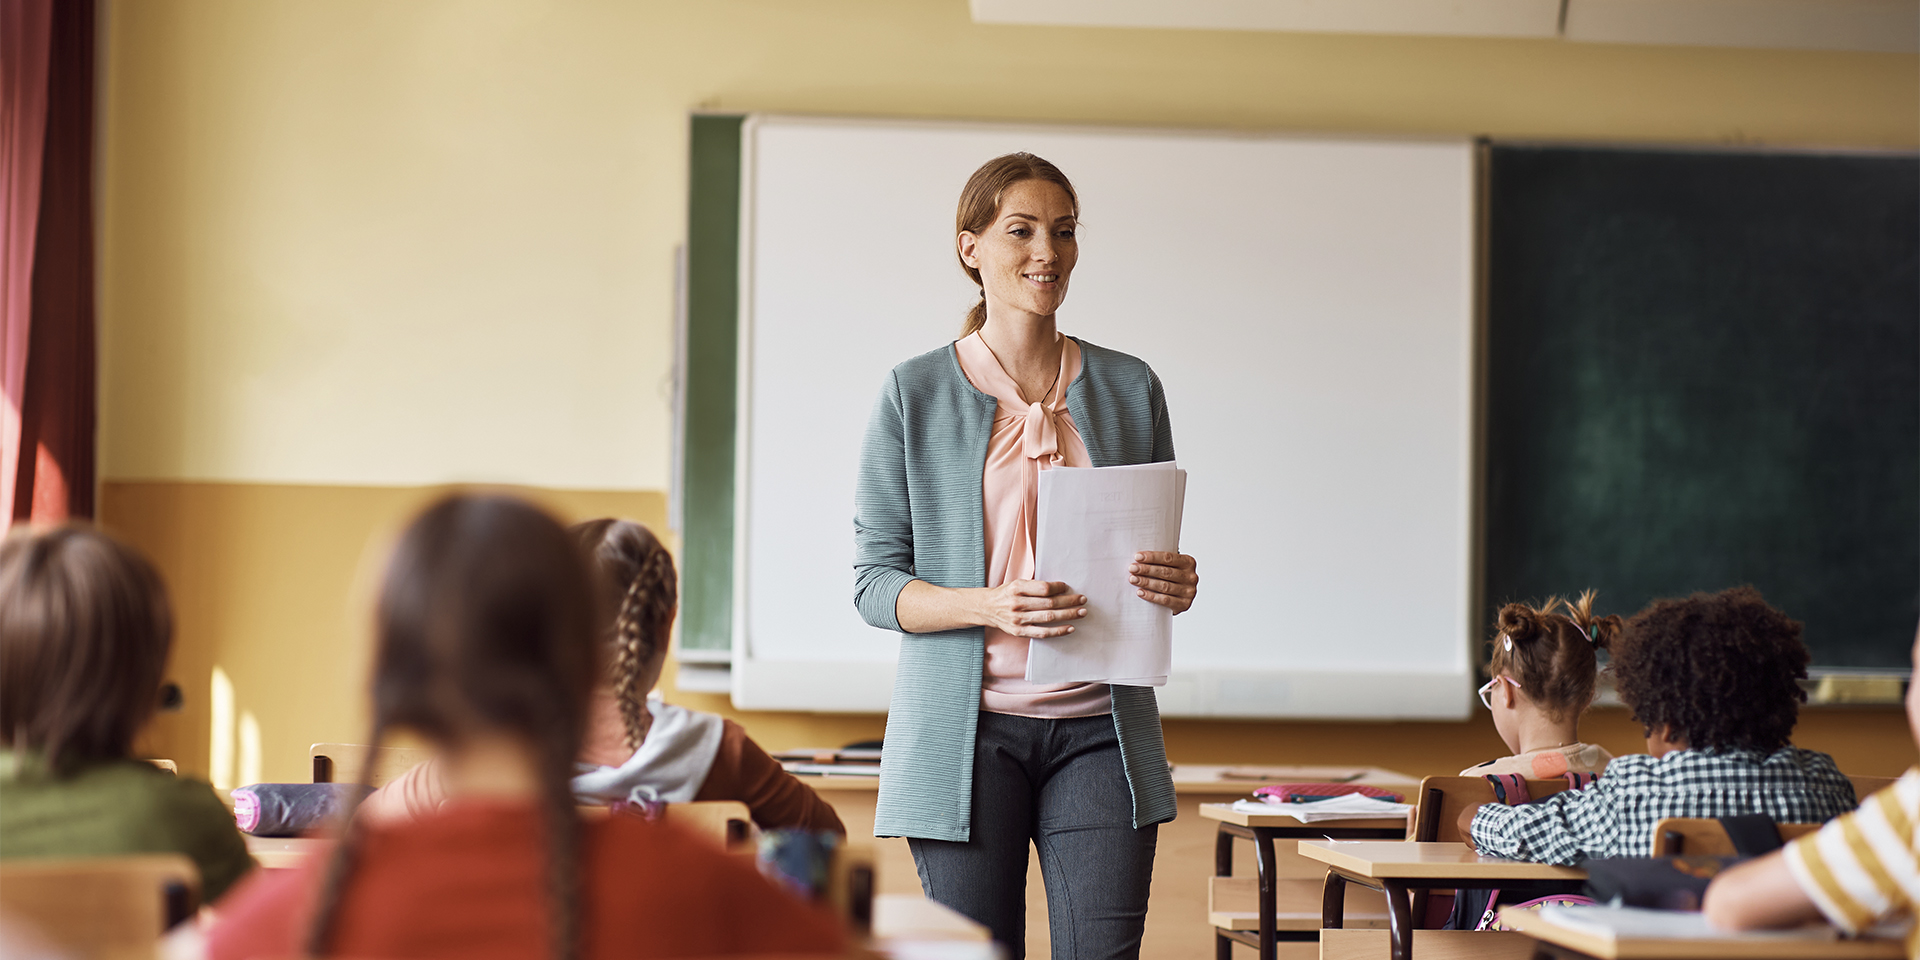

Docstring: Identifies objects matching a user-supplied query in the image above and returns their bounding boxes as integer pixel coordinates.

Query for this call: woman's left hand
[1131,552,1199,614]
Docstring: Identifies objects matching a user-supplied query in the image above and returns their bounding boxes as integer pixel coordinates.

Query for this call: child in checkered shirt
[1460,586,1857,866]
[1460,592,1617,780]
[1704,626,1918,953]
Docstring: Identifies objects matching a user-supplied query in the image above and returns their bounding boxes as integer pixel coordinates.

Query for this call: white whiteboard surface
[735,115,1475,719]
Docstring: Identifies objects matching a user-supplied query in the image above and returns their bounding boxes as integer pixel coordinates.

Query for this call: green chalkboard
[1482,144,1920,670]
[679,114,745,655]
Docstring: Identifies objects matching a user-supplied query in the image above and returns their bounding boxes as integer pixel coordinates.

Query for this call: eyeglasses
[1477,675,1522,710]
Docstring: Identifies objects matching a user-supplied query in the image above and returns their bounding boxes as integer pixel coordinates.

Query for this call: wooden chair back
[662,800,756,852]
[1849,775,1898,802]
[309,742,430,787]
[1412,776,1573,843]
[0,853,200,956]
[1649,817,1821,856]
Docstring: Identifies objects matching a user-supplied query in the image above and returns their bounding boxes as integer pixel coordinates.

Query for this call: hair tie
[1502,634,1512,651]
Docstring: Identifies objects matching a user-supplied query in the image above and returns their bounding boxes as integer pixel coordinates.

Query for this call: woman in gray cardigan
[853,153,1200,959]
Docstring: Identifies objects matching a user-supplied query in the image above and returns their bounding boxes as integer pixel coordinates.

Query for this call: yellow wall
[97,0,1920,785]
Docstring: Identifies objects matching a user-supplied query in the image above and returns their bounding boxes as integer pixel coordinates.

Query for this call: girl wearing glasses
[1463,592,1618,779]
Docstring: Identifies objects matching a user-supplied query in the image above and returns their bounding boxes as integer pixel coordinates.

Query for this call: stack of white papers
[1537,904,1844,941]
[1027,463,1186,686]
[1230,796,1413,822]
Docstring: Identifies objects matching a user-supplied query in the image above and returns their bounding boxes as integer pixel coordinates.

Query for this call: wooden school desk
[1198,798,1409,960]
[1300,840,1586,960]
[1496,905,1904,960]
[244,835,333,870]
[800,763,1416,960]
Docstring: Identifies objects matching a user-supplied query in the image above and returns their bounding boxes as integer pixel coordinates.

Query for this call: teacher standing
[853,153,1201,959]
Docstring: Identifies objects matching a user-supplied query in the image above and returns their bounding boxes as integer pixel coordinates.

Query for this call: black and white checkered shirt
[1469,747,1857,866]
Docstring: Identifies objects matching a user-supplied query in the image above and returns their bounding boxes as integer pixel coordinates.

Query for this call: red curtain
[1,0,94,525]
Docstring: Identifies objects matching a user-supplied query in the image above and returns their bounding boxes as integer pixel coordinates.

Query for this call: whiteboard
[735,115,1475,719]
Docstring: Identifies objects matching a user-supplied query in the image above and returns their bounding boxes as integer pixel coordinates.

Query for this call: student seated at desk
[360,518,842,835]
[0,527,254,901]
[1461,593,1617,779]
[208,495,845,960]
[1462,587,1856,865]
[1702,625,1920,952]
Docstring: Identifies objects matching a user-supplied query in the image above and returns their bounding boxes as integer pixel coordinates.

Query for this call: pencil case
[1251,783,1401,804]
[231,782,372,836]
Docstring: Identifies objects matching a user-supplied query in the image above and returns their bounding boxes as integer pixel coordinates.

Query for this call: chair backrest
[1649,817,1822,856]
[309,743,430,787]
[661,800,756,853]
[0,853,200,955]
[1412,775,1573,842]
[1849,775,1899,802]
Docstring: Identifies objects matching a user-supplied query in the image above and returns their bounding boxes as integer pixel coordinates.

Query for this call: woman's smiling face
[959,179,1079,321]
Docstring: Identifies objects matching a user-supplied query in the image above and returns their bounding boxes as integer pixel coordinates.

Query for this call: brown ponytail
[1486,589,1611,723]
[954,153,1079,337]
[306,495,596,960]
[570,519,678,752]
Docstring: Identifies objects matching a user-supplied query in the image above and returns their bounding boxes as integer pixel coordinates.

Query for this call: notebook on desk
[1537,904,1856,942]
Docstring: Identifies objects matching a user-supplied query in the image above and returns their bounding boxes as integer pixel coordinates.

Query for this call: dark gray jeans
[907,711,1159,960]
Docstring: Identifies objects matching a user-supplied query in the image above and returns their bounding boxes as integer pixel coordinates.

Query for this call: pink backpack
[1470,772,1601,931]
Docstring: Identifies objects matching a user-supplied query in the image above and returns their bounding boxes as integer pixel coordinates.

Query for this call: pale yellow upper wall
[97,0,1918,487]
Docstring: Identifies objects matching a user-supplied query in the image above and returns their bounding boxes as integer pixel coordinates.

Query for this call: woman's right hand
[974,580,1087,639]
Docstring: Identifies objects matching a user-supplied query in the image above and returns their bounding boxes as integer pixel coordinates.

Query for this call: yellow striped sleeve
[1784,767,1920,935]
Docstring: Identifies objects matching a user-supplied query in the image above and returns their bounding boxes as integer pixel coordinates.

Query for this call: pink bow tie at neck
[1023,400,1063,464]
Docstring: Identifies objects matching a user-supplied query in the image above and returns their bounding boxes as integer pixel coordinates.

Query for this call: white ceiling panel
[971,0,1920,52]
[1565,0,1918,53]
[968,0,1564,38]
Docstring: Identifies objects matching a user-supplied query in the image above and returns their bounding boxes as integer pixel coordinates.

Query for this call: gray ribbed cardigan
[853,336,1179,841]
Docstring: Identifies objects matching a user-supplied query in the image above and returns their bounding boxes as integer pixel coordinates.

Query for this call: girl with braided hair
[205,495,844,960]
[360,518,843,834]
[1460,591,1619,779]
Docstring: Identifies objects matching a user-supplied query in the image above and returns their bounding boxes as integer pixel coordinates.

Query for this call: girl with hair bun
[207,496,844,960]
[1461,591,1619,779]
[360,518,842,835]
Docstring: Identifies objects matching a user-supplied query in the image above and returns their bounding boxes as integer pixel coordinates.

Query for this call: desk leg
[1382,879,1414,960]
[1215,826,1235,960]
[1321,870,1346,928]
[1253,829,1278,960]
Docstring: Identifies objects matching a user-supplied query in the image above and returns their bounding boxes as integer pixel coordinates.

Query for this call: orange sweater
[208,800,845,960]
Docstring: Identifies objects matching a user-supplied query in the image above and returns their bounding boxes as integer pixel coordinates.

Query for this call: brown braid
[535,716,583,960]
[572,520,679,752]
[303,723,386,957]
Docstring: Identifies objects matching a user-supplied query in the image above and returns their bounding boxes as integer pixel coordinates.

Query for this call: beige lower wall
[104,479,1920,787]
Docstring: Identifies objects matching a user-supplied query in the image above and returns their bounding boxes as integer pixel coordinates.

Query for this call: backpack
[1449,771,1602,931]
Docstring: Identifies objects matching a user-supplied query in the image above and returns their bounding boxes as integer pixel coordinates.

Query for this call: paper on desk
[1026,463,1185,686]
[1536,904,1847,942]
[1230,796,1413,822]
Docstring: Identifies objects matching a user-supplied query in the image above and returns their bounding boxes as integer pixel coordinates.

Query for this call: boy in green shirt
[0,527,252,901]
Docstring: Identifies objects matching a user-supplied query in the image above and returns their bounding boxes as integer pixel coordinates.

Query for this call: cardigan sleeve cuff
[854,567,917,634]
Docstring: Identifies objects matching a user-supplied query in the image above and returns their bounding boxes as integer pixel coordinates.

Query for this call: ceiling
[968,0,1920,53]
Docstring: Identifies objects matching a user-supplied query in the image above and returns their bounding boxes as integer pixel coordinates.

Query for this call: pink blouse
[953,332,1112,719]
